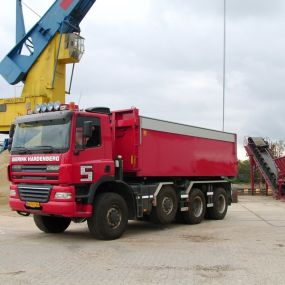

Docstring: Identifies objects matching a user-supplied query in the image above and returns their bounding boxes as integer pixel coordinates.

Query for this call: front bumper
[9,184,93,218]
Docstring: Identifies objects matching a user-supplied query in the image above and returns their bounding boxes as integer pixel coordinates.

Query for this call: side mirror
[9,124,15,138]
[83,121,92,138]
[6,138,12,152]
[8,124,15,152]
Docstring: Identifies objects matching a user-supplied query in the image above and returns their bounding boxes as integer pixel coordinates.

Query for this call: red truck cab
[9,107,116,217]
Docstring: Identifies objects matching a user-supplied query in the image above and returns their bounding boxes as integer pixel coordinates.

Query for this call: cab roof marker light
[40,103,47,113]
[54,101,61,111]
[35,104,41,113]
[47,102,54,112]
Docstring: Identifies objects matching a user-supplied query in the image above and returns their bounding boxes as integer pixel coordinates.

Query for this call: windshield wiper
[29,146,55,153]
[11,146,30,154]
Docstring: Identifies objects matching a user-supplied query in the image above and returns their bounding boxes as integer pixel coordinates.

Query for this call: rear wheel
[183,188,206,224]
[151,186,178,224]
[207,187,228,220]
[33,215,71,233]
[87,192,128,240]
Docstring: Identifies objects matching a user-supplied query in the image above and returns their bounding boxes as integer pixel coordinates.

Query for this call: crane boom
[16,0,26,44]
[0,0,96,85]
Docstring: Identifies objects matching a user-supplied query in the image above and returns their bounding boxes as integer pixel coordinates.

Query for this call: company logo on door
[12,156,60,162]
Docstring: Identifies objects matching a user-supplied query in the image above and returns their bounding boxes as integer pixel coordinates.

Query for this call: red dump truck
[8,104,237,240]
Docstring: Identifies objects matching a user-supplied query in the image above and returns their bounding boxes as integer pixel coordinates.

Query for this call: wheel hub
[107,207,122,229]
[162,197,174,215]
[217,194,226,214]
[192,196,203,217]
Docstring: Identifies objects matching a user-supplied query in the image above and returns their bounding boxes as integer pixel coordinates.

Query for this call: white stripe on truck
[140,116,235,142]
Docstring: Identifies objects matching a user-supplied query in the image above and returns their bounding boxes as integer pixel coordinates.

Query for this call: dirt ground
[0,151,9,205]
[0,196,285,285]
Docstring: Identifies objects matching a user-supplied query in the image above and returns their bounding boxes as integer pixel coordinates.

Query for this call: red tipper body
[112,108,237,178]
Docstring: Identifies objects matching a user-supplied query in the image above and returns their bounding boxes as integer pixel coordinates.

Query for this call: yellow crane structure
[0,0,94,133]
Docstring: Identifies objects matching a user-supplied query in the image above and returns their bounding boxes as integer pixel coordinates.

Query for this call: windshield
[11,118,71,154]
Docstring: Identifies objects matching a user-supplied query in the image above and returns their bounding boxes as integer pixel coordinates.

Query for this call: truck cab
[9,105,118,218]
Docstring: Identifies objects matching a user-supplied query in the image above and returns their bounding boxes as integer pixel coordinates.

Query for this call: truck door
[72,115,111,184]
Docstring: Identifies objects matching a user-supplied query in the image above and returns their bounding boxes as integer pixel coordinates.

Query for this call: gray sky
[1,0,285,159]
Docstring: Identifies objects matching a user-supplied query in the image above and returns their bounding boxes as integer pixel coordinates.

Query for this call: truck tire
[183,188,206,224]
[33,215,71,233]
[151,186,178,224]
[207,187,228,220]
[175,210,185,224]
[87,192,128,240]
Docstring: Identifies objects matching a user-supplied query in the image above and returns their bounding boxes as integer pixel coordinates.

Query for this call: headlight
[40,103,48,112]
[46,165,60,172]
[54,101,61,111]
[55,192,72,200]
[47,102,54,112]
[35,104,41,113]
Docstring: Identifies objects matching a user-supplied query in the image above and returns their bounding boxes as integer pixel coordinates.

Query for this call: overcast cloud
[1,0,285,159]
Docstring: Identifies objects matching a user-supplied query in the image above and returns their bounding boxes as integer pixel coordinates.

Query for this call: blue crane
[0,0,96,85]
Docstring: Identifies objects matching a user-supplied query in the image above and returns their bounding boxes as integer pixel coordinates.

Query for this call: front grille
[18,184,52,202]
[19,165,48,172]
[19,176,58,180]
[12,164,59,182]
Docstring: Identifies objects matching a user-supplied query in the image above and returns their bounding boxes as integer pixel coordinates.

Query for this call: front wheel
[87,192,128,240]
[33,215,71,233]
[207,187,228,220]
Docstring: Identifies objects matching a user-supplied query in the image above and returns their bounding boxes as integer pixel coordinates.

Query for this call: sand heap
[0,151,10,203]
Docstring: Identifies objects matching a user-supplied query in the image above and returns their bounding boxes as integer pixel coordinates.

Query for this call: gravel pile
[0,151,10,204]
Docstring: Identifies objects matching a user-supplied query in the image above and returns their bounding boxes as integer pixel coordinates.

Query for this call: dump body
[112,109,237,178]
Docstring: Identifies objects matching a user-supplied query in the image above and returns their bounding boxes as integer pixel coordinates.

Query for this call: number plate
[26,201,41,208]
